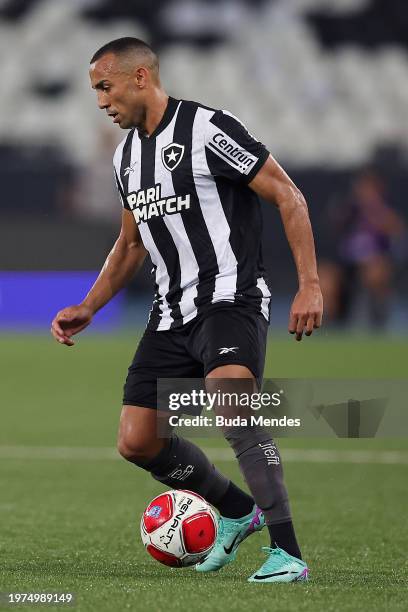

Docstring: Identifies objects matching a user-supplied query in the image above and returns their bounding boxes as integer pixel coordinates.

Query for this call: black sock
[215,481,254,519]
[267,521,302,560]
[139,436,253,519]
[143,435,230,506]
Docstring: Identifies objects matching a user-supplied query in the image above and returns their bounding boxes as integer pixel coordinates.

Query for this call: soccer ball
[140,490,218,567]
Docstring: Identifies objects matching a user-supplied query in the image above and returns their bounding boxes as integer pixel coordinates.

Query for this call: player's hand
[50,304,94,346]
[288,283,323,341]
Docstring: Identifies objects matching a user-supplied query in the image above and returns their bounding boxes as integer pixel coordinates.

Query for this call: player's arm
[51,209,147,346]
[249,155,323,341]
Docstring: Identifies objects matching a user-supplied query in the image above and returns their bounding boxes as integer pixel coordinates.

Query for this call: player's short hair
[90,37,159,72]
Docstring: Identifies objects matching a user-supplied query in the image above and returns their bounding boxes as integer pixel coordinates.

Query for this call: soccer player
[51,38,323,583]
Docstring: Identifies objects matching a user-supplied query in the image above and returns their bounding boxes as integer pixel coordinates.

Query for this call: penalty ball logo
[159,497,194,549]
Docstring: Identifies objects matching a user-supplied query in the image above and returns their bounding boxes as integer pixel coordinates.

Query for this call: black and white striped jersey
[113,96,271,331]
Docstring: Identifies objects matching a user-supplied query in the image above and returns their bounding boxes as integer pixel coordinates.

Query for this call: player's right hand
[50,304,93,346]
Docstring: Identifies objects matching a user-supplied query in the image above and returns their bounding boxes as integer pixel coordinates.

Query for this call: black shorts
[123,303,269,410]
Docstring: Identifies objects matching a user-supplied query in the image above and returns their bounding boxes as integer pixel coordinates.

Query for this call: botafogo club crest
[161,142,185,172]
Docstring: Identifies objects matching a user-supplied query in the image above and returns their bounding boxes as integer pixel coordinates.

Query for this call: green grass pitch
[0,333,407,611]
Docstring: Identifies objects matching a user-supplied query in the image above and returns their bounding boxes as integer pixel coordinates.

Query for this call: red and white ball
[140,490,218,567]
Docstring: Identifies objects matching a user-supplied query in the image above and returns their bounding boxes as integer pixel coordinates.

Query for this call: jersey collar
[137,96,179,140]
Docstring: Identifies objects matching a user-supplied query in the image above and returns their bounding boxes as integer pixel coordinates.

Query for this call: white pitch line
[0,446,407,464]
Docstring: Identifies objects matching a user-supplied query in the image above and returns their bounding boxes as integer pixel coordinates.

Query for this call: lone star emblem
[166,149,179,163]
[161,142,185,172]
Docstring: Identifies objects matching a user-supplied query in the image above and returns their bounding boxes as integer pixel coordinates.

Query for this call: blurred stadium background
[1,0,408,332]
[1,3,407,610]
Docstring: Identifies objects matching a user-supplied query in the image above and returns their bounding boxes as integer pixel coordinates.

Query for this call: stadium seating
[0,0,407,169]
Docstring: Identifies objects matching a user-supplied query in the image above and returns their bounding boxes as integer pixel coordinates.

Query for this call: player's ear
[135,66,149,88]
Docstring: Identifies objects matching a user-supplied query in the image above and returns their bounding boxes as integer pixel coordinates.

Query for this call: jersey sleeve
[113,137,131,210]
[204,110,269,183]
[114,167,130,210]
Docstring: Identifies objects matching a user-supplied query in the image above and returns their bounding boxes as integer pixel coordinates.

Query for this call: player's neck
[142,89,169,137]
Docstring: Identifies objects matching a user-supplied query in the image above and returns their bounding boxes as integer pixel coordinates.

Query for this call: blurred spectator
[66,127,121,227]
[319,169,406,328]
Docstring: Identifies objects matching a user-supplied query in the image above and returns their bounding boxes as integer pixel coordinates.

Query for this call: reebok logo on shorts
[218,347,239,354]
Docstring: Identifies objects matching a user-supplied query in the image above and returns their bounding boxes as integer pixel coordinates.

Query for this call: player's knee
[117,435,151,463]
[117,436,143,462]
[117,433,164,464]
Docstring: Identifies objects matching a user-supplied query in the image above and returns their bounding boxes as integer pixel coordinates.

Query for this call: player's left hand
[288,283,323,341]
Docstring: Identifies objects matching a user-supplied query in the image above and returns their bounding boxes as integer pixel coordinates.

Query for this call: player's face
[90,53,145,129]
